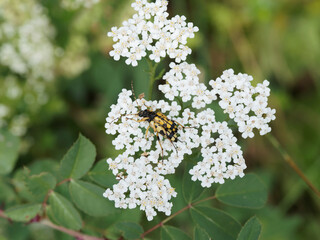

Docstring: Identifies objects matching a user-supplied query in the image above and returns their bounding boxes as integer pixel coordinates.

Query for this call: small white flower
[125,52,139,66]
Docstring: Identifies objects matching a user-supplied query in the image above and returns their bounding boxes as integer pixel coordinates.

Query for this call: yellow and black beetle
[136,109,183,156]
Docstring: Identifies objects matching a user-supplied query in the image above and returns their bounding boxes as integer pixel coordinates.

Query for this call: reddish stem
[141,196,216,238]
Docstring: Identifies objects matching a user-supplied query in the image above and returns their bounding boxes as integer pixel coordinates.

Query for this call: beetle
[136,109,182,156]
[111,83,184,158]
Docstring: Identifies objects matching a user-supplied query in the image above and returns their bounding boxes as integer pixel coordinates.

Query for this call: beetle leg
[126,117,149,122]
[175,120,185,128]
[145,125,150,139]
[156,131,164,160]
[169,139,178,156]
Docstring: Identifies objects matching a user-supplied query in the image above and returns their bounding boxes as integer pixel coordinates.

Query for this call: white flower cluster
[103,157,177,221]
[61,0,100,10]
[0,0,55,81]
[157,64,248,186]
[107,0,198,66]
[159,62,217,109]
[105,0,276,222]
[104,83,248,219]
[189,118,246,187]
[104,89,192,220]
[209,69,276,138]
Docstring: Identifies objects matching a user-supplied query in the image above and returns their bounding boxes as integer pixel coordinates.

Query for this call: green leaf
[0,180,16,202]
[237,216,261,240]
[3,221,29,240]
[115,222,144,240]
[26,172,56,199]
[194,226,210,240]
[215,173,267,208]
[182,163,205,203]
[256,206,301,240]
[88,159,117,188]
[0,129,20,175]
[5,203,41,222]
[12,168,36,202]
[161,225,192,240]
[69,179,117,216]
[46,205,60,226]
[48,191,82,230]
[59,134,96,180]
[28,159,59,175]
[190,206,241,240]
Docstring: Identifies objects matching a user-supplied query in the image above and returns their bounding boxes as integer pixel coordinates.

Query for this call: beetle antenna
[131,80,148,110]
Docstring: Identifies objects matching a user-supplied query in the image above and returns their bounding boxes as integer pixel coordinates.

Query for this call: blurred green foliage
[0,0,320,239]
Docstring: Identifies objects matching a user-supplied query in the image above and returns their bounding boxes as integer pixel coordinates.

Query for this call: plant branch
[0,209,7,219]
[56,178,72,187]
[42,189,53,209]
[267,134,320,198]
[227,23,263,81]
[41,219,106,240]
[141,196,216,238]
[0,210,107,240]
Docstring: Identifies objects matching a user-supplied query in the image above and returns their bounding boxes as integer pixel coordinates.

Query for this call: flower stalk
[267,134,320,198]
[147,59,159,99]
[141,196,217,239]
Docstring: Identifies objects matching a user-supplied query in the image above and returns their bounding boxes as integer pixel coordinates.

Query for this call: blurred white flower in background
[0,0,55,81]
[0,0,100,137]
[0,0,56,136]
[61,0,100,10]
[57,35,91,78]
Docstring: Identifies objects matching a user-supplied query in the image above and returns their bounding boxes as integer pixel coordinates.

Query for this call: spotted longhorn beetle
[114,83,184,158]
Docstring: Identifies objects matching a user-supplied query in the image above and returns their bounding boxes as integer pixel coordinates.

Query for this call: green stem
[176,96,184,114]
[147,59,159,100]
[267,134,320,198]
[141,196,216,239]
